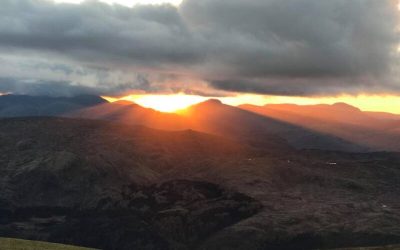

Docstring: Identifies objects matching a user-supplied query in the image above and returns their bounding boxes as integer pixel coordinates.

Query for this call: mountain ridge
[240,103,400,151]
[0,94,107,117]
[0,94,394,152]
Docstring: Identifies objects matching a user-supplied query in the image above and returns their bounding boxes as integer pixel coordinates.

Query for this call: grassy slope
[333,245,400,250]
[0,238,96,250]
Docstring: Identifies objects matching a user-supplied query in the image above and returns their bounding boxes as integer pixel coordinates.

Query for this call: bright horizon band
[103,94,400,114]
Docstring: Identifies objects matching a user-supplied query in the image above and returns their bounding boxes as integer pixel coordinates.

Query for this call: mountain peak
[332,102,361,112]
[189,99,224,109]
[202,99,223,105]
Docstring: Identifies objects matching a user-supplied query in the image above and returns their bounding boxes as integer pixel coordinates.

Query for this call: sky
[53,0,182,6]
[1,0,400,113]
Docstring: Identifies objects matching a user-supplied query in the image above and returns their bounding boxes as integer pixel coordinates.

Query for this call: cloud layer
[0,0,399,96]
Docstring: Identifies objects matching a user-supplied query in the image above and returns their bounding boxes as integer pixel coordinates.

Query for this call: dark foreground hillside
[0,118,400,249]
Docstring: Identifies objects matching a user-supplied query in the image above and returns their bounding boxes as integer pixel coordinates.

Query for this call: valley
[0,116,399,249]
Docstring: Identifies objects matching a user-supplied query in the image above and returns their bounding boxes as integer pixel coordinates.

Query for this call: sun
[104,94,208,113]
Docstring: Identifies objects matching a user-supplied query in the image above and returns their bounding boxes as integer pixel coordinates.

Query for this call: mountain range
[0,95,106,117]
[1,94,400,249]
[240,103,400,152]
[1,94,395,152]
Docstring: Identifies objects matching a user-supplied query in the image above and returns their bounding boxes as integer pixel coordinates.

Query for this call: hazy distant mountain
[71,98,365,152]
[0,94,388,152]
[0,95,106,117]
[240,103,392,128]
[1,118,400,249]
[366,111,400,121]
[181,99,365,152]
[240,103,400,152]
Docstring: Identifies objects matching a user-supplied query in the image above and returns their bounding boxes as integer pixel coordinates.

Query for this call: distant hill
[181,99,364,152]
[71,99,365,152]
[366,111,400,121]
[240,103,400,152]
[0,95,106,117]
[69,100,188,130]
[240,103,394,128]
[0,95,394,152]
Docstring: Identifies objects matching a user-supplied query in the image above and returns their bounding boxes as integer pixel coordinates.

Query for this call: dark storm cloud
[181,0,400,95]
[0,0,399,96]
[0,73,156,97]
[182,0,398,77]
[0,78,98,96]
[210,77,398,97]
[0,0,200,66]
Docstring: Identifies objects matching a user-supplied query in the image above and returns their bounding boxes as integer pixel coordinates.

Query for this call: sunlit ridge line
[103,94,400,115]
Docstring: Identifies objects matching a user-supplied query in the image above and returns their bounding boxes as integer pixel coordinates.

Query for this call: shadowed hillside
[0,95,369,152]
[181,100,364,152]
[1,118,400,249]
[70,99,365,152]
[240,103,400,152]
[0,118,261,250]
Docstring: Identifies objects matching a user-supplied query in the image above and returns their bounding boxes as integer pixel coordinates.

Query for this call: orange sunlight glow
[222,94,400,114]
[256,94,400,114]
[104,93,400,114]
[103,94,208,113]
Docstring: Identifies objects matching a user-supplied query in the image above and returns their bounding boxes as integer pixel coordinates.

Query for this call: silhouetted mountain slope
[366,111,400,121]
[1,118,400,249]
[0,95,366,152]
[0,95,106,117]
[240,103,400,152]
[241,103,391,128]
[72,99,365,152]
[70,100,188,130]
[182,100,365,152]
